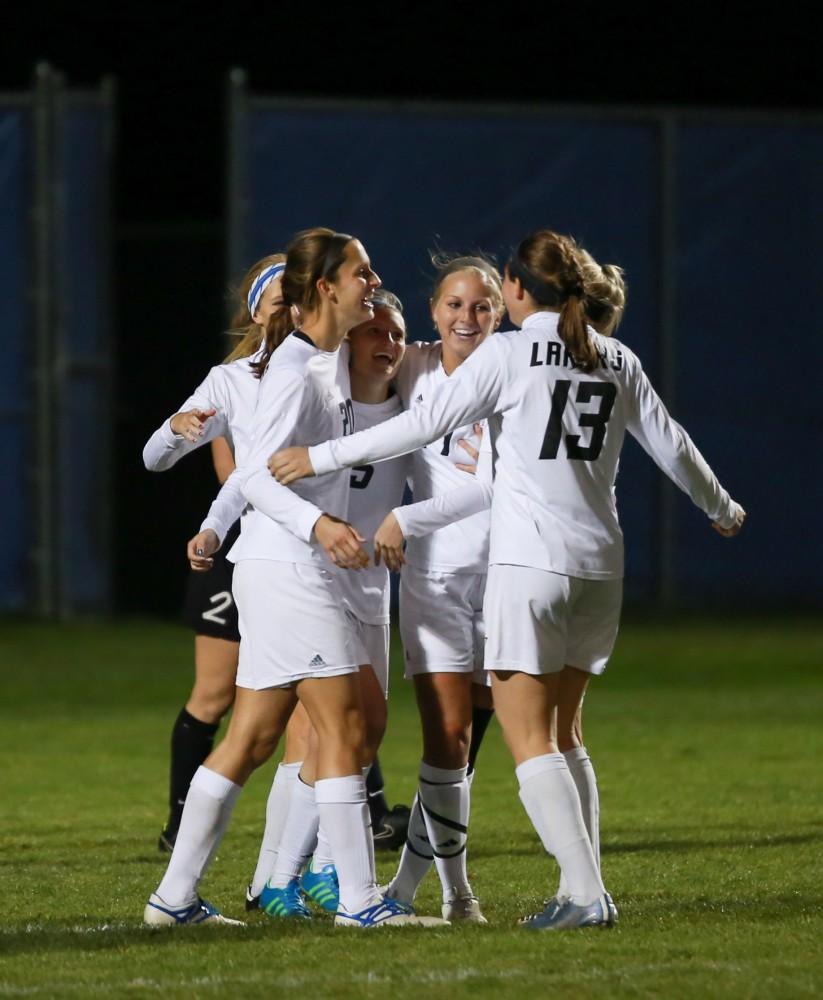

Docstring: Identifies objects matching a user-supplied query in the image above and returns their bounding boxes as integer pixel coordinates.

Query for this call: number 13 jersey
[310,311,739,581]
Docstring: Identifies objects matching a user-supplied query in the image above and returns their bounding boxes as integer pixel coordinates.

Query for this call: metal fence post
[31,62,58,617]
[657,112,678,609]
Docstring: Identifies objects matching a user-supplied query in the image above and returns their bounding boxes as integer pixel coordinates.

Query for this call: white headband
[247,262,286,317]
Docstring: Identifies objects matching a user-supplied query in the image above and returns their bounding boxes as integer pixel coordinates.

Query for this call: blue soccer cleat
[520,891,617,931]
[259,877,311,919]
[300,862,340,913]
[335,895,449,928]
[143,893,244,927]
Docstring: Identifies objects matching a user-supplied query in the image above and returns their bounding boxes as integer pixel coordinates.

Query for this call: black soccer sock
[165,707,220,835]
[467,707,495,775]
[366,755,390,824]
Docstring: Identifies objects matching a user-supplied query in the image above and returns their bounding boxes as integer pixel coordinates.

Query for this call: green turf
[1,618,822,998]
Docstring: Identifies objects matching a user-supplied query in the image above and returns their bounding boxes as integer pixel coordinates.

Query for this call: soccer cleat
[244,884,260,912]
[372,804,411,851]
[335,895,449,929]
[520,891,617,931]
[300,863,339,912]
[259,877,311,919]
[442,894,488,924]
[143,893,243,927]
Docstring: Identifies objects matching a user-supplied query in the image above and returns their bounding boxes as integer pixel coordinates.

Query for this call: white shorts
[484,564,622,676]
[233,560,359,690]
[346,611,390,698]
[399,565,489,686]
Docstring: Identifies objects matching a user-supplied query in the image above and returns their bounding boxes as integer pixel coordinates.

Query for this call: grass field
[1,617,822,998]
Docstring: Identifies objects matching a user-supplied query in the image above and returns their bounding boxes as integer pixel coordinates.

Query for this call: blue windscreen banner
[0,85,112,616]
[0,108,31,611]
[54,97,113,614]
[228,98,822,610]
[674,121,823,607]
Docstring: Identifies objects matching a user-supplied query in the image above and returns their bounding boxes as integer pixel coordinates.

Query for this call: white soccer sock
[313,766,368,872]
[557,746,601,900]
[269,776,319,889]
[387,793,434,904]
[315,774,379,914]
[313,823,335,870]
[516,753,604,906]
[155,766,241,908]
[249,760,300,897]
[418,761,472,903]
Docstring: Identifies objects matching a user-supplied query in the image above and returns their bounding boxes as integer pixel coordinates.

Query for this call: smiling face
[348,305,407,389]
[432,269,499,373]
[251,275,284,328]
[326,239,382,330]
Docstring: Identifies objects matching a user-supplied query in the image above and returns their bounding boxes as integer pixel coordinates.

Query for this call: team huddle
[142,227,745,931]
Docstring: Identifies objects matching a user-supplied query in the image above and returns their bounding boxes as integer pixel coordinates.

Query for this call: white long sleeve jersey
[142,350,263,472]
[336,397,409,625]
[310,312,740,580]
[390,341,491,575]
[208,333,354,566]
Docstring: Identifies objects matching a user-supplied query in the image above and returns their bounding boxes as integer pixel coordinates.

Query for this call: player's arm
[211,437,236,484]
[240,370,368,568]
[142,369,226,471]
[624,354,745,534]
[272,338,506,484]
[192,373,318,551]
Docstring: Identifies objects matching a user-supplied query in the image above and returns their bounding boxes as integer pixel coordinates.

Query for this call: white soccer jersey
[335,396,409,625]
[393,438,492,541]
[206,332,354,566]
[392,341,491,574]
[142,350,263,471]
[310,311,740,581]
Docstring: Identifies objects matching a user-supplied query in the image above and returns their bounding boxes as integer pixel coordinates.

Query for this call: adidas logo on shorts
[309,653,326,667]
[415,394,423,403]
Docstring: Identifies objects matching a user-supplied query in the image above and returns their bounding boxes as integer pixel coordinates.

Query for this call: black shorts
[182,522,241,642]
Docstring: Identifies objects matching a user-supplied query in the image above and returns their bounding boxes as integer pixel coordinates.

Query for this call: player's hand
[314,514,369,570]
[269,447,315,484]
[187,529,220,572]
[455,423,483,474]
[374,511,406,572]
[170,408,217,443]
[712,503,746,538]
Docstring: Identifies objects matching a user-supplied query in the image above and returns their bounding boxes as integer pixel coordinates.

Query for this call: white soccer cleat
[143,892,244,927]
[335,896,449,928]
[442,894,488,924]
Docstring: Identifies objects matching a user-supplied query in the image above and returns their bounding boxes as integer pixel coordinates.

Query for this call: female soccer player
[142,254,314,853]
[353,256,505,923]
[373,245,628,911]
[257,288,411,918]
[145,228,444,928]
[270,228,745,931]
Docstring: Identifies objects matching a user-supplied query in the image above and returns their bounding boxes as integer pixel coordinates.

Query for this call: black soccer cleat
[372,804,411,851]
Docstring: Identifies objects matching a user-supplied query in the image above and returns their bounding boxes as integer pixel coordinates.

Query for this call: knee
[317,705,366,757]
[245,729,282,770]
[187,686,234,725]
[556,731,581,754]
[422,717,471,767]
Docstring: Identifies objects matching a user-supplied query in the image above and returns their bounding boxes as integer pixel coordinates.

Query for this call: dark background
[2,3,819,616]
